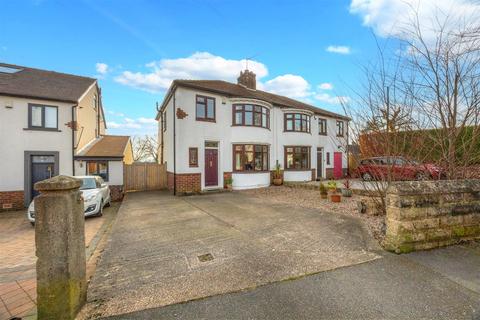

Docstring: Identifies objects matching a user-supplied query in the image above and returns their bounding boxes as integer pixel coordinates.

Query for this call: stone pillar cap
[34,175,82,191]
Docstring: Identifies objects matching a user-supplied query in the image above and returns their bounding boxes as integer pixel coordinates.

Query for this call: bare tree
[342,5,480,216]
[131,135,159,162]
[401,9,480,178]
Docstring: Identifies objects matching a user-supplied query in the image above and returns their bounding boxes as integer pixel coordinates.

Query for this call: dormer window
[285,113,310,133]
[233,104,269,129]
[196,95,215,122]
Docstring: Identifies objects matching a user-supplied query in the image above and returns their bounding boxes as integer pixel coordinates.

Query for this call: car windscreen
[79,178,97,190]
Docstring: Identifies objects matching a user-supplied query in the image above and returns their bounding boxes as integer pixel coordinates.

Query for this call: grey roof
[158,79,350,121]
[0,62,96,103]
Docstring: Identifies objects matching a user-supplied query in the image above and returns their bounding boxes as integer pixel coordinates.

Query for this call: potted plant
[272,164,283,186]
[341,179,353,197]
[327,180,341,203]
[224,177,233,190]
[319,182,328,199]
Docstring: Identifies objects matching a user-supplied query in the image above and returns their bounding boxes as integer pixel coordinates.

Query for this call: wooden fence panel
[124,163,167,191]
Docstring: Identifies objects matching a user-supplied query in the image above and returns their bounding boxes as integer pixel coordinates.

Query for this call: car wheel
[97,200,104,217]
[416,172,429,181]
[105,199,111,207]
[362,172,373,181]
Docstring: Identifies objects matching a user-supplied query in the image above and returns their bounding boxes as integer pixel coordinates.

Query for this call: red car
[356,156,443,181]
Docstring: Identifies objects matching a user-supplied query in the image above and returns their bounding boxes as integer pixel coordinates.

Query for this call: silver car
[27,175,111,225]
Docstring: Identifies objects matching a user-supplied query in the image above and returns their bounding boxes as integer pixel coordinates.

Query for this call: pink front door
[205,149,218,187]
[333,152,343,179]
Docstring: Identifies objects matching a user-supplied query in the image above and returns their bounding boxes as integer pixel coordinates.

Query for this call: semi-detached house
[0,63,133,210]
[157,69,349,194]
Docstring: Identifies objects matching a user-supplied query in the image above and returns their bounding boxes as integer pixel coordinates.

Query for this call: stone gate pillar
[34,175,86,320]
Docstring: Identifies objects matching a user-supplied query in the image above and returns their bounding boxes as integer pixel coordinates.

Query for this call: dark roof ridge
[169,79,350,120]
[0,62,96,82]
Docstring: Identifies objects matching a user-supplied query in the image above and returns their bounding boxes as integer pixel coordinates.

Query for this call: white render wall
[0,96,73,191]
[162,87,348,190]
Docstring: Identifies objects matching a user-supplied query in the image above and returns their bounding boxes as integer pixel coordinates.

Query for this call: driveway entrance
[86,191,381,318]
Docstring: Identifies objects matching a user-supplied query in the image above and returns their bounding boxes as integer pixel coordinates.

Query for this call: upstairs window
[196,95,215,122]
[285,146,310,170]
[318,118,327,135]
[233,104,270,129]
[285,113,310,133]
[336,120,344,137]
[233,144,269,172]
[28,104,58,130]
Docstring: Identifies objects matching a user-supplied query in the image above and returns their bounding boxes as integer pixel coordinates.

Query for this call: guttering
[71,104,77,176]
[173,90,177,195]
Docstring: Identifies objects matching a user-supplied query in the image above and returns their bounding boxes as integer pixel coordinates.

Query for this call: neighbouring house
[156,69,350,194]
[0,62,133,210]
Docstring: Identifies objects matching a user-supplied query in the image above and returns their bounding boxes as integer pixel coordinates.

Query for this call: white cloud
[349,0,480,40]
[326,46,351,55]
[115,52,268,93]
[107,110,125,117]
[262,74,312,99]
[315,93,350,105]
[106,116,157,136]
[318,83,333,90]
[95,63,109,75]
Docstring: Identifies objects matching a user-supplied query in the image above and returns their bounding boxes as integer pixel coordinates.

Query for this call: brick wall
[385,180,480,253]
[0,191,25,211]
[109,185,124,201]
[167,171,201,195]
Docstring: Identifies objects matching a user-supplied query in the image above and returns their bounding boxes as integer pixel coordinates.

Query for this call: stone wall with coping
[384,180,480,253]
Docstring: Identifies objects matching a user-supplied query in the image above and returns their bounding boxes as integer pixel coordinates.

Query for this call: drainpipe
[71,105,77,176]
[173,91,177,195]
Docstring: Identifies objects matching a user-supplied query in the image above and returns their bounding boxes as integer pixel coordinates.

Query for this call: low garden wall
[384,180,480,253]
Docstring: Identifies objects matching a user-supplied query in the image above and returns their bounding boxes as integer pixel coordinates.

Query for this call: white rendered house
[156,70,349,194]
[0,63,133,210]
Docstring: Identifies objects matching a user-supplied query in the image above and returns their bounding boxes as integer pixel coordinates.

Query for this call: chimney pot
[237,70,256,90]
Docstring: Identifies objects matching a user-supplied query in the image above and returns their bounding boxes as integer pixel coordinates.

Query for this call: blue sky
[3,0,472,136]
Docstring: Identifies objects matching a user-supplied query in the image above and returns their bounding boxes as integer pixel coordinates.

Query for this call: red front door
[333,152,343,179]
[205,149,218,187]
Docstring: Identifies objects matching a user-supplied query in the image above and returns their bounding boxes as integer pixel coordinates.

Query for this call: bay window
[285,113,310,133]
[285,146,310,170]
[233,104,270,129]
[233,144,269,172]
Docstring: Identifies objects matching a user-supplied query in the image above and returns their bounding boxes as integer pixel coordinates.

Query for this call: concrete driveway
[85,191,381,318]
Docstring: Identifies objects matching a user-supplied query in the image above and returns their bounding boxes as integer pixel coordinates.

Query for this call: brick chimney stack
[237,69,256,90]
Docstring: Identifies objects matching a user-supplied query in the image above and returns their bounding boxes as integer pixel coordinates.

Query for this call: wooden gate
[124,163,167,192]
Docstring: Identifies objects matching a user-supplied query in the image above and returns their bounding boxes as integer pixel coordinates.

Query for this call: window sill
[232,124,270,130]
[24,128,61,132]
[196,118,216,123]
[233,171,270,174]
[319,133,327,136]
[284,168,312,171]
[284,130,311,134]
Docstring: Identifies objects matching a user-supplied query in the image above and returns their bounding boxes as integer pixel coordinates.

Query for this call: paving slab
[85,191,381,318]
[103,254,480,320]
